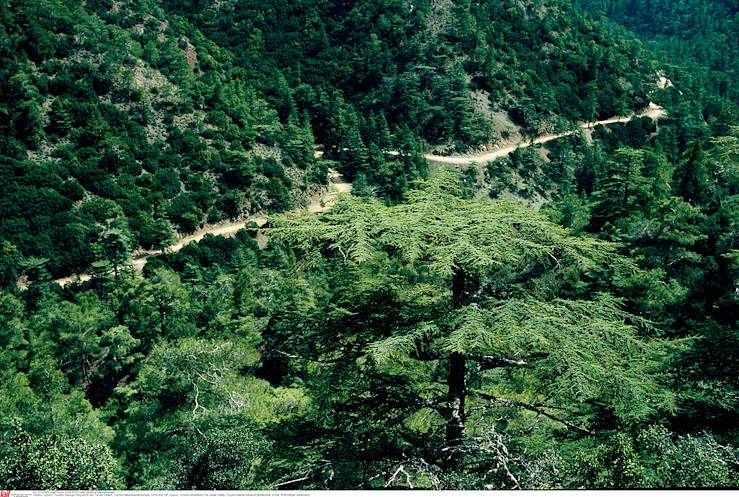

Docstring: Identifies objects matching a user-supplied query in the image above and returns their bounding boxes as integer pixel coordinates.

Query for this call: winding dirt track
[53,221,265,287]
[51,104,664,287]
[424,103,666,165]
[53,172,353,287]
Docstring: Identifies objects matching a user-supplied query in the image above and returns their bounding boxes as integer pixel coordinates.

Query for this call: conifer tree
[592,147,650,229]
[266,171,679,475]
[339,110,369,179]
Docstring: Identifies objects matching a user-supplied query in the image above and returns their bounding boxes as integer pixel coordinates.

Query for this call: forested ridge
[0,0,737,490]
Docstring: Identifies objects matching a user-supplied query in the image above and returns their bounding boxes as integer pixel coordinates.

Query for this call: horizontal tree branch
[471,391,595,436]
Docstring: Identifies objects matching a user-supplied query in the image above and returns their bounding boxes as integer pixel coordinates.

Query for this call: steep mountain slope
[575,0,737,60]
[1,0,318,279]
[574,0,737,119]
[173,0,656,145]
[1,0,659,282]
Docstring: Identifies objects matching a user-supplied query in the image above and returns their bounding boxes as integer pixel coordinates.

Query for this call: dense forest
[0,0,737,490]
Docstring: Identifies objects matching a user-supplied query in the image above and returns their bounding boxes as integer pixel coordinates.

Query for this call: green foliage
[140,418,270,490]
[527,426,739,489]
[0,426,122,490]
[270,170,627,278]
[637,426,739,488]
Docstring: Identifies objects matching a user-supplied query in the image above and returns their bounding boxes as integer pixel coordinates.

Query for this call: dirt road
[53,171,352,287]
[425,103,665,165]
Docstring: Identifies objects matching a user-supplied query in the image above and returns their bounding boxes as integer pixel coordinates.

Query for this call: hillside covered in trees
[1,0,661,281]
[0,0,737,490]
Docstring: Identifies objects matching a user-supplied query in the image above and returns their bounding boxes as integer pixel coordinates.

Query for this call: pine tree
[591,147,650,230]
[675,140,712,205]
[339,110,369,179]
[376,113,393,152]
